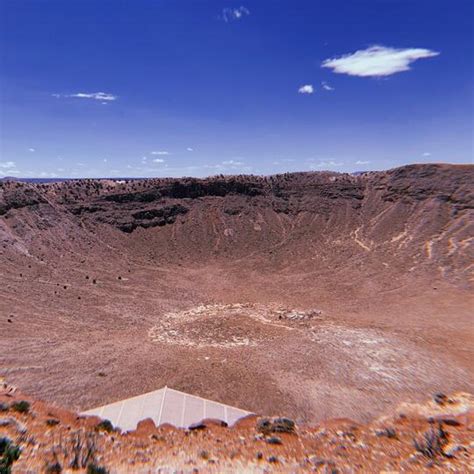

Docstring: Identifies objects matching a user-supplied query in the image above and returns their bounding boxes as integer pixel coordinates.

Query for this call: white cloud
[298,84,314,94]
[322,45,439,77]
[38,171,59,178]
[356,160,371,165]
[321,81,334,91]
[422,152,431,157]
[153,158,165,163]
[28,147,36,152]
[0,161,16,169]
[53,92,117,101]
[222,159,244,166]
[221,6,250,22]
[103,158,108,163]
[309,160,344,169]
[186,147,194,152]
[151,151,169,155]
[204,159,248,172]
[2,169,20,175]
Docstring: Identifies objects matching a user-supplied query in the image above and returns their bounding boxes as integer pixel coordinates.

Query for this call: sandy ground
[2,257,473,424]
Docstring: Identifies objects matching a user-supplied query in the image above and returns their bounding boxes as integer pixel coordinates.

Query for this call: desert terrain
[1,380,473,472]
[1,163,473,430]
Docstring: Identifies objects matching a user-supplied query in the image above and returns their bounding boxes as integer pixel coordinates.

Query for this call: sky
[0,0,472,178]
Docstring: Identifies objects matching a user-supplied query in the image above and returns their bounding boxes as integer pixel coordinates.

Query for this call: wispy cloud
[322,45,439,77]
[0,161,16,169]
[298,84,314,94]
[204,159,251,173]
[356,160,370,165]
[321,81,334,91]
[153,158,165,163]
[222,159,244,166]
[38,171,59,178]
[28,147,36,152]
[422,152,432,157]
[53,92,117,101]
[0,170,20,176]
[186,147,194,152]
[309,160,344,169]
[273,158,295,165]
[151,151,169,155]
[221,6,250,22]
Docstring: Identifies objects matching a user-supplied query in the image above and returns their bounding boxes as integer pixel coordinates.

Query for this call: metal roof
[82,386,252,431]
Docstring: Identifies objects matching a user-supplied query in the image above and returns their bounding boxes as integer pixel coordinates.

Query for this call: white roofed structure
[82,386,252,431]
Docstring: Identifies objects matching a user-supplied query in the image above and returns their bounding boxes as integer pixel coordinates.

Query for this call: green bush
[10,401,30,414]
[0,437,21,474]
[95,420,114,433]
[87,463,109,474]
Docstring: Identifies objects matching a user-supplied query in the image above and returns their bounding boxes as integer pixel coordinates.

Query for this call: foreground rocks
[1,380,472,473]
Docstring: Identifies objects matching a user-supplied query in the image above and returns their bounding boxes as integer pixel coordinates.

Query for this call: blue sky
[0,0,472,178]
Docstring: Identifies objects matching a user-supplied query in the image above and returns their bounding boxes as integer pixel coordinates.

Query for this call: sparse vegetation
[433,392,448,405]
[86,463,109,474]
[375,427,397,439]
[50,430,97,469]
[46,418,60,426]
[271,417,295,433]
[266,436,282,445]
[257,417,295,435]
[11,400,30,414]
[0,437,21,474]
[44,461,62,473]
[413,422,448,460]
[199,449,209,460]
[95,420,114,433]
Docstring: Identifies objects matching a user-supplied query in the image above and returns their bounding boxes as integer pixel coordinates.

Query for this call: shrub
[11,401,30,414]
[0,437,21,474]
[272,418,295,433]
[44,461,62,473]
[375,427,397,439]
[413,423,448,459]
[257,417,295,434]
[266,436,282,445]
[95,420,114,433]
[46,418,60,426]
[68,432,97,469]
[87,463,109,474]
